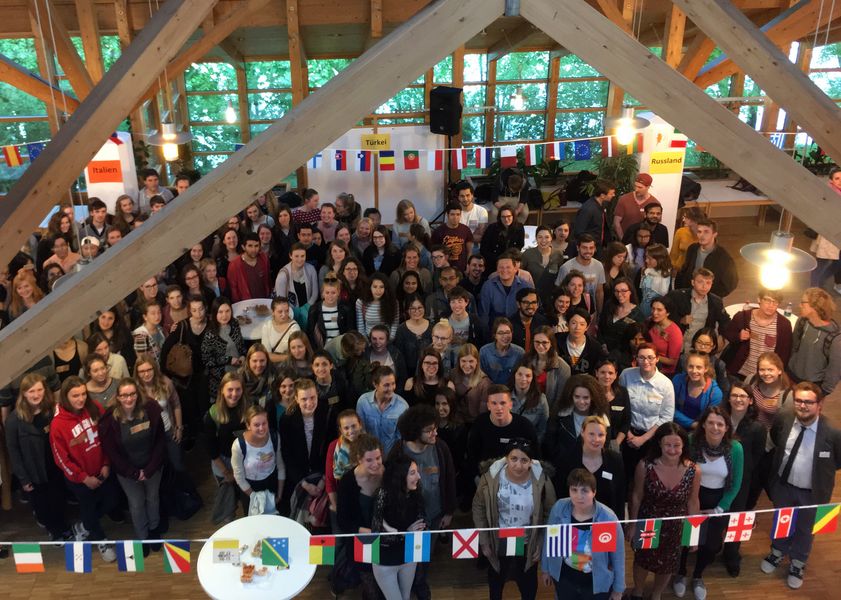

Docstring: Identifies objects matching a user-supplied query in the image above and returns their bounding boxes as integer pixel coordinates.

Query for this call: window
[308,58,353,89]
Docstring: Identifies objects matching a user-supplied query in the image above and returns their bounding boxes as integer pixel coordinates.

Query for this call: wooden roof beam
[694,0,841,88]
[677,34,716,79]
[0,0,504,386]
[75,0,104,82]
[0,53,81,111]
[287,0,307,104]
[676,0,841,166]
[486,21,536,63]
[29,0,94,99]
[521,0,841,245]
[136,0,264,109]
[663,5,686,68]
[593,0,633,35]
[0,0,216,272]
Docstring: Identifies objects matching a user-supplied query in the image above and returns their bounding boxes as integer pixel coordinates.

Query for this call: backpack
[792,318,841,360]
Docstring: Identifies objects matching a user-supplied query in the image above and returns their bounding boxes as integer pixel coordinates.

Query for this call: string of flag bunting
[4,503,838,573]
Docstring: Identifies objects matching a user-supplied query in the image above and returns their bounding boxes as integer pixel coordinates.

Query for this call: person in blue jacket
[672,350,723,430]
[541,467,625,599]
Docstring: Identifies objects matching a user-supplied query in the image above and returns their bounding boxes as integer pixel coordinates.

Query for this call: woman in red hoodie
[49,376,119,562]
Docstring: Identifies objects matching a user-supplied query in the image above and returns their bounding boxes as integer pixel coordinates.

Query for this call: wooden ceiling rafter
[0,52,81,110]
[74,0,104,82]
[675,0,841,166]
[0,0,505,387]
[0,0,217,272]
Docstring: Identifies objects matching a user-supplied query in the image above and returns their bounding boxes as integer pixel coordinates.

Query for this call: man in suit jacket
[760,382,841,590]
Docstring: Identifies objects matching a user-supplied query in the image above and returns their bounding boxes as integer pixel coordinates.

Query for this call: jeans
[770,480,817,563]
[117,470,163,539]
[372,562,417,600]
[65,475,120,541]
[487,556,538,600]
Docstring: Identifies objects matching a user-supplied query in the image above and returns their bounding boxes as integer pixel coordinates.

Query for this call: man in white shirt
[456,182,488,245]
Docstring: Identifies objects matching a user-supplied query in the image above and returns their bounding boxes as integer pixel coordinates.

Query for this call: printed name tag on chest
[601,471,613,481]
[130,421,150,435]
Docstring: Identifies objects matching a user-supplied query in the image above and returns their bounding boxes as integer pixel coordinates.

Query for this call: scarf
[692,436,733,491]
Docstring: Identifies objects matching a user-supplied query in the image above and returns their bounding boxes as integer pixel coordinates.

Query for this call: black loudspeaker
[429,86,463,136]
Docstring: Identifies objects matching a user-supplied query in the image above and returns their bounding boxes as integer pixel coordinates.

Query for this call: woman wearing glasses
[362,225,401,277]
[722,288,792,379]
[599,277,645,354]
[100,378,167,554]
[677,328,731,398]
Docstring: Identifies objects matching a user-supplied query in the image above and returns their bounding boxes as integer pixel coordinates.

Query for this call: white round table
[197,515,317,600]
[232,298,273,341]
[724,303,798,327]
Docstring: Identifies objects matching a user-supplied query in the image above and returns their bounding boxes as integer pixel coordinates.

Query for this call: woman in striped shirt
[356,273,400,339]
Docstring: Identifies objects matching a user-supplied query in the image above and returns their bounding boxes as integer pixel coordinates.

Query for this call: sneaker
[788,562,805,589]
[761,550,784,573]
[672,575,687,598]
[98,543,117,563]
[692,578,707,600]
[72,522,90,542]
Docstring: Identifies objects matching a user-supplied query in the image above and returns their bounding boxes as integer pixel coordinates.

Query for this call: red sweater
[50,403,107,484]
[226,253,270,303]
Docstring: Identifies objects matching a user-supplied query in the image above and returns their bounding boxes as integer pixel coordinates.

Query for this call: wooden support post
[371,0,383,39]
[287,0,308,188]
[113,0,145,136]
[484,58,497,149]
[545,53,560,141]
[75,0,104,82]
[0,0,216,270]
[423,68,433,125]
[663,5,686,68]
[28,0,94,99]
[521,0,841,246]
[0,54,81,111]
[0,0,505,386]
[674,0,841,166]
[236,65,251,143]
[728,71,745,114]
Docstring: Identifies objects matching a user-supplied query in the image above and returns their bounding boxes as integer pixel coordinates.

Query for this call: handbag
[166,325,193,378]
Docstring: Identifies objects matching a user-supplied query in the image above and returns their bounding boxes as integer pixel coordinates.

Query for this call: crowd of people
[1,167,841,600]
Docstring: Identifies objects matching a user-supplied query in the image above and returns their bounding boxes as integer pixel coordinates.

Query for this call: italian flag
[681,515,708,546]
[813,504,840,535]
[498,528,526,556]
[12,543,44,573]
[354,535,380,564]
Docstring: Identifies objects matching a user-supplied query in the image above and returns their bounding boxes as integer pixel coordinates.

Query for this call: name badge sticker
[819,451,831,458]
[602,471,613,480]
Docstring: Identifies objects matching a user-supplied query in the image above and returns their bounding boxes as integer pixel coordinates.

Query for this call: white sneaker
[672,575,687,598]
[72,522,90,541]
[98,543,116,563]
[692,578,707,600]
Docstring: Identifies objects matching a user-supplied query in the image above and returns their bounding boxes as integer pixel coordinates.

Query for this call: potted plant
[584,153,639,197]
[794,143,836,176]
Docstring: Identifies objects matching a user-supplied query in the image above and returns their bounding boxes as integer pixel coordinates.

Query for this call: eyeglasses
[408,305,424,311]
[615,288,631,294]
[118,391,138,399]
[637,355,657,362]
[534,340,551,346]
[432,335,451,342]
[793,398,819,406]
[324,277,338,283]
[760,297,780,305]
[519,300,538,306]
[422,360,439,367]
[730,393,750,399]
[695,341,714,348]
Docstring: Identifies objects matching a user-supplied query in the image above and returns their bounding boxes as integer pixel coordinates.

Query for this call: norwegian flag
[356,150,372,172]
[451,148,468,170]
[475,147,493,169]
[523,144,539,166]
[427,149,445,171]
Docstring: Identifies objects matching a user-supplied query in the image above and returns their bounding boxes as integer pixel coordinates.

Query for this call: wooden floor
[2,214,841,598]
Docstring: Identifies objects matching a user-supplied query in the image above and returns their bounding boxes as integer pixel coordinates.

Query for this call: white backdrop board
[82,131,138,214]
[306,126,447,224]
